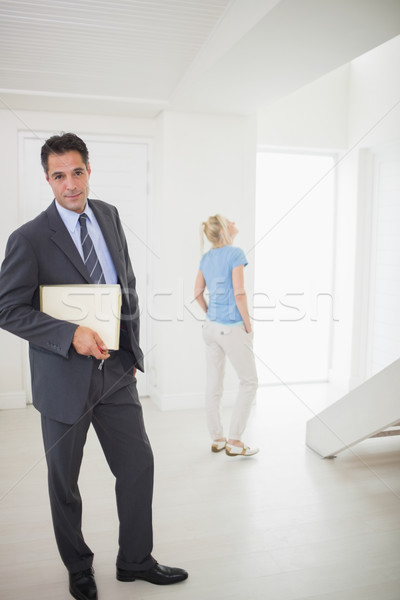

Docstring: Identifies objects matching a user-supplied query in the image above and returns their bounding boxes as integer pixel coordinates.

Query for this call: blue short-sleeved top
[199,245,248,325]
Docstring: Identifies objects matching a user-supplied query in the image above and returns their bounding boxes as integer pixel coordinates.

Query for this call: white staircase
[306,359,400,458]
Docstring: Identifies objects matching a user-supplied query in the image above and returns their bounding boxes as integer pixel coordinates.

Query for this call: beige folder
[40,284,122,350]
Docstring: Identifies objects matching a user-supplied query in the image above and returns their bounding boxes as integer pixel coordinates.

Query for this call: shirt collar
[55,200,95,233]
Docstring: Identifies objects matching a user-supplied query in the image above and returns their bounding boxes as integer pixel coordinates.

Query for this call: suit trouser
[41,359,155,574]
[202,321,258,441]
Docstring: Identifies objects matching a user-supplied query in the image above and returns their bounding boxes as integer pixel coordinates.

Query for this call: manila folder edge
[40,284,122,350]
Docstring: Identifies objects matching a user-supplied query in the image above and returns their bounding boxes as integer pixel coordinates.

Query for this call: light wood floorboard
[0,383,399,599]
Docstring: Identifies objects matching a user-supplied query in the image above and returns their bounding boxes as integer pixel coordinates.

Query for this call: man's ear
[87,162,91,176]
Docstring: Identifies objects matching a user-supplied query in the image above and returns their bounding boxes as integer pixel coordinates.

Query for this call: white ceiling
[1,0,400,118]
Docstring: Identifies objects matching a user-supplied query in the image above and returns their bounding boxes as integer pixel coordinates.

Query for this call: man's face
[46,150,91,214]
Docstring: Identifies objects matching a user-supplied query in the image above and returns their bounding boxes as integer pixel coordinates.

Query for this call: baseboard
[0,391,27,409]
[149,388,237,411]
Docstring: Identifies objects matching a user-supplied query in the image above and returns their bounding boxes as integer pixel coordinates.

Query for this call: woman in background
[194,215,259,457]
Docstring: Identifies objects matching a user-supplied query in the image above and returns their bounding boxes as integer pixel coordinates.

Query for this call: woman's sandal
[225,443,259,457]
[211,439,226,453]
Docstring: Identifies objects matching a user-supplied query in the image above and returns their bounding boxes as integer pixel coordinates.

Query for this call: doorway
[253,150,336,385]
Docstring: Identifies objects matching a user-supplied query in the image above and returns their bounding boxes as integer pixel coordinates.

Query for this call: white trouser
[202,320,258,441]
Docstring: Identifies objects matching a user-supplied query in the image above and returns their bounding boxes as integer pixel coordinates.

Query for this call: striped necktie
[79,213,106,284]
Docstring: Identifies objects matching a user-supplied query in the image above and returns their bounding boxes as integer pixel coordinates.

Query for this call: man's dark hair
[41,132,89,174]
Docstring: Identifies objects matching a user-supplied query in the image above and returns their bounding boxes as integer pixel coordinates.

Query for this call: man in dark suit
[0,133,188,600]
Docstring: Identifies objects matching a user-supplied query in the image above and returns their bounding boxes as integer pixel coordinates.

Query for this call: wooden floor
[0,383,399,600]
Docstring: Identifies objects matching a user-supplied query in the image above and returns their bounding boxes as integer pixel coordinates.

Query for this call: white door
[20,132,151,397]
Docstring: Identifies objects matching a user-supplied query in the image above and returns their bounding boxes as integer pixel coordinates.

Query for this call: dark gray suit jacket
[0,199,144,424]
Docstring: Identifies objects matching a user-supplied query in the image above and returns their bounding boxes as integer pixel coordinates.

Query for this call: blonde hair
[200,214,232,252]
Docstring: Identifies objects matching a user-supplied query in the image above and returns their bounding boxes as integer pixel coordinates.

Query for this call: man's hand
[72,326,110,360]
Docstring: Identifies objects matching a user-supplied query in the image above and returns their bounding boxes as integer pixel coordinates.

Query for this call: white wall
[346,35,400,387]
[331,35,400,392]
[150,111,258,409]
[257,64,350,150]
[0,112,26,407]
[347,36,400,148]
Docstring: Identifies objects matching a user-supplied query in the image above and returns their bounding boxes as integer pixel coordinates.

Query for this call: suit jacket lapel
[46,201,92,283]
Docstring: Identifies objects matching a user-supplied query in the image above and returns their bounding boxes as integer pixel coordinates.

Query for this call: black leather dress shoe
[117,562,188,585]
[69,567,98,600]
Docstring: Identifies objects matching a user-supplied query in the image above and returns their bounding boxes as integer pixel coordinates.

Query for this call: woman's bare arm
[232,265,252,333]
[194,269,208,313]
